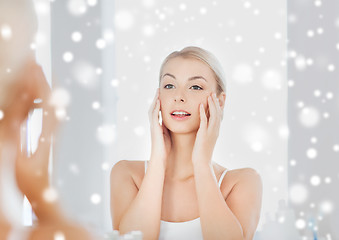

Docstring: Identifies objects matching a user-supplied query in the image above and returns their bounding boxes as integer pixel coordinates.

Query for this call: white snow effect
[261,69,282,90]
[87,0,98,7]
[295,219,306,229]
[310,175,321,186]
[96,38,106,49]
[35,32,46,46]
[326,92,333,99]
[298,106,320,127]
[115,10,135,30]
[234,35,243,43]
[290,159,297,166]
[328,64,335,72]
[244,1,251,9]
[317,28,324,34]
[324,177,331,184]
[101,162,110,171]
[54,231,65,240]
[288,80,295,87]
[111,79,120,87]
[307,30,315,38]
[134,126,146,136]
[67,0,87,16]
[306,58,313,65]
[50,88,71,108]
[314,0,322,7]
[278,125,289,139]
[231,64,253,84]
[90,193,101,204]
[310,137,317,143]
[96,124,116,145]
[295,56,307,71]
[35,1,49,15]
[143,24,155,37]
[43,187,58,203]
[72,61,98,88]
[319,201,333,214]
[243,123,270,152]
[274,32,282,40]
[72,31,82,42]
[323,112,329,119]
[200,7,207,15]
[314,89,321,97]
[306,148,317,159]
[289,184,308,204]
[55,108,67,121]
[1,24,12,40]
[142,0,155,8]
[103,29,114,43]
[92,101,100,110]
[69,163,80,175]
[63,51,74,63]
[179,3,187,11]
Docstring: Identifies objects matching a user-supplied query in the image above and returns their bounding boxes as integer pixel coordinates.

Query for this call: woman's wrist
[192,158,212,171]
[149,153,166,169]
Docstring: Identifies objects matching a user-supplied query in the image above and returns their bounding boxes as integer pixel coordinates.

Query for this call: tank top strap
[218,168,228,187]
[144,160,148,174]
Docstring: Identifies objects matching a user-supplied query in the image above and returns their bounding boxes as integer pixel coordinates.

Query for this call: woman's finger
[153,99,161,126]
[207,94,217,126]
[148,88,159,120]
[213,93,222,118]
[199,103,207,129]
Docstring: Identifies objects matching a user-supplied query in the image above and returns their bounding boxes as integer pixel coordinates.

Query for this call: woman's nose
[175,97,185,102]
[173,89,185,102]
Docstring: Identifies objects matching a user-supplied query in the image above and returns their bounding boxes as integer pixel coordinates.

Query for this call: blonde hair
[159,46,226,97]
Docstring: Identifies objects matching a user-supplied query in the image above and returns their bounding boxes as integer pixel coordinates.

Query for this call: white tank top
[144,161,228,240]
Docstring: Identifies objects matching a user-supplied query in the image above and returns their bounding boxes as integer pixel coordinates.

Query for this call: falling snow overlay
[1,0,333,238]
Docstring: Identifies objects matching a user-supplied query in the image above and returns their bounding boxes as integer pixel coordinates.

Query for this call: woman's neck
[165,131,197,181]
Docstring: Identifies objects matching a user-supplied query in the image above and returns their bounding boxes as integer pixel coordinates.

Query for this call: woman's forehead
[162,56,215,79]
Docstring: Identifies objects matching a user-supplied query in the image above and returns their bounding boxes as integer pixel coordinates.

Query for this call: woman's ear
[217,92,226,109]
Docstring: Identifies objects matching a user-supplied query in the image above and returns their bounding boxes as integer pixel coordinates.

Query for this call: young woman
[110,46,263,240]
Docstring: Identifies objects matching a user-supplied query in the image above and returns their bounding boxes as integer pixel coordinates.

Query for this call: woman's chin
[165,124,199,134]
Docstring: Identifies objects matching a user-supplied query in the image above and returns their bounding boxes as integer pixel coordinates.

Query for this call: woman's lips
[170,114,191,120]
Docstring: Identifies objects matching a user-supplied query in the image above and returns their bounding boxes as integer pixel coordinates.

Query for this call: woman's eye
[164,84,203,90]
[191,85,203,90]
[164,84,174,89]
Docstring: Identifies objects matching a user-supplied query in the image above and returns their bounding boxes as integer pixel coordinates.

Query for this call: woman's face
[159,56,219,133]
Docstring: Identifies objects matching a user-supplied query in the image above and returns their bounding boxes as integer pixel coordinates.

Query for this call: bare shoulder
[228,167,263,196]
[236,167,262,182]
[110,160,146,189]
[214,165,262,199]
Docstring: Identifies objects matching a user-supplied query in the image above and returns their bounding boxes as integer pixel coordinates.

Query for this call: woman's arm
[111,88,171,239]
[110,157,165,240]
[191,93,263,239]
[194,164,263,240]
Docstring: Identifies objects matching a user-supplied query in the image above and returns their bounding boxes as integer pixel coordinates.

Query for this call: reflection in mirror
[1,0,338,239]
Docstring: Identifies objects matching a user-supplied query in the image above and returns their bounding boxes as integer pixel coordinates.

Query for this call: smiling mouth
[171,113,191,117]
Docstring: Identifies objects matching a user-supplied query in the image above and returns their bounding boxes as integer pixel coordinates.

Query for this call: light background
[6,0,337,239]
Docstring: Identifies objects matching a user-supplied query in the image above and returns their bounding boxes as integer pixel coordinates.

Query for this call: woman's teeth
[171,111,191,116]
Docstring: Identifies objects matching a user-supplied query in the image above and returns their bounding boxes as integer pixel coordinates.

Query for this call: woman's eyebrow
[162,73,207,82]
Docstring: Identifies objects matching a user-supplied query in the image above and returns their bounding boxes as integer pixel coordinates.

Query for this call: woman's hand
[14,61,58,205]
[192,92,222,166]
[148,88,172,166]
